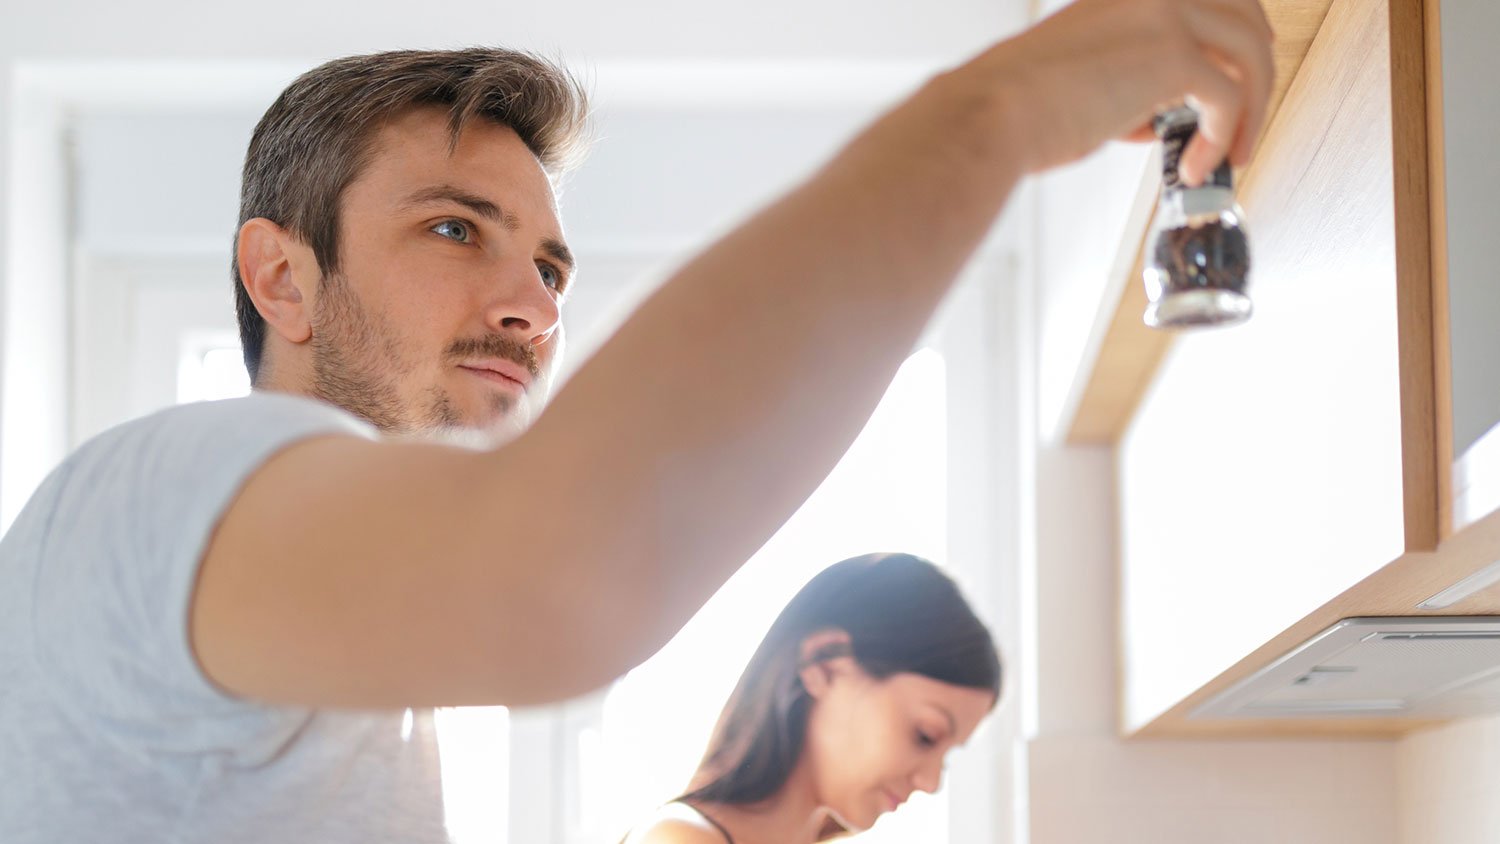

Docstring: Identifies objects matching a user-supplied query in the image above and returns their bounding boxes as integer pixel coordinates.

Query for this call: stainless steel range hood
[1192,617,1500,719]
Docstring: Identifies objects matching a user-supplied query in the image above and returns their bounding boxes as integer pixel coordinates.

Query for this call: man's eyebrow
[540,237,576,273]
[400,184,520,231]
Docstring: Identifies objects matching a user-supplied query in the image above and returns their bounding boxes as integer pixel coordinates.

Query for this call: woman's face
[801,662,994,832]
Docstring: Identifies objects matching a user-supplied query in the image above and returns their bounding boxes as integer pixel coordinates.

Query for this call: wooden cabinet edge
[1392,0,1442,552]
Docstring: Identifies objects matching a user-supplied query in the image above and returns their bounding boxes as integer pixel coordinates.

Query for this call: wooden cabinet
[1059,0,1500,736]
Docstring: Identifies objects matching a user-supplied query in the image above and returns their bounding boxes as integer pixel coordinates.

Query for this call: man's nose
[484,260,562,344]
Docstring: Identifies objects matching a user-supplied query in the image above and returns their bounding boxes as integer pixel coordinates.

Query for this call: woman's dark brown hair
[680,552,1001,837]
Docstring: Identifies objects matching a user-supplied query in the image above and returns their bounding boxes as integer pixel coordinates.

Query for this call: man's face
[307,106,573,437]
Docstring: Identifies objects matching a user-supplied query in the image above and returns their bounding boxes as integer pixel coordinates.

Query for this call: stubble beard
[309,271,456,435]
[308,271,542,437]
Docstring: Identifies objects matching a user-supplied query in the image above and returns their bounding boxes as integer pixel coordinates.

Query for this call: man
[0,0,1273,840]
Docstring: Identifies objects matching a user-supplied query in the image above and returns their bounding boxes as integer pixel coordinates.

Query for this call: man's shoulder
[77,392,373,462]
[121,392,368,437]
[3,392,376,576]
[20,392,374,528]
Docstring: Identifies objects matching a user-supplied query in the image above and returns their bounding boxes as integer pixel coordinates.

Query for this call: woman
[623,552,1002,844]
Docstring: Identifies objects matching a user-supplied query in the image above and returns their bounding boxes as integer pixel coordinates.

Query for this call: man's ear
[797,628,854,700]
[237,217,313,344]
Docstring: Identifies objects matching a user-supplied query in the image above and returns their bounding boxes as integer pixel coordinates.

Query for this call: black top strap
[675,801,735,844]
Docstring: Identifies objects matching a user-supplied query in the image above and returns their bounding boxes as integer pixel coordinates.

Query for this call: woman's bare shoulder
[624,817,727,844]
[621,804,730,844]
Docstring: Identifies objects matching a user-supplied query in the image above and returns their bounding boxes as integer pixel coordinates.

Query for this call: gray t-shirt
[0,393,451,842]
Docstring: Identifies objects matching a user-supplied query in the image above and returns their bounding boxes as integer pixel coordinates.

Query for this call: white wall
[0,70,70,529]
[70,107,880,258]
[1397,713,1500,843]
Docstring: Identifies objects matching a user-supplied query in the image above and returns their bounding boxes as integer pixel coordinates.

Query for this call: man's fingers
[1184,1,1275,165]
[1180,58,1243,185]
[980,0,1276,174]
[1205,0,1276,45]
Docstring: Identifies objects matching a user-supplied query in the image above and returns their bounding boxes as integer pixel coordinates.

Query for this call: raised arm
[191,0,1273,708]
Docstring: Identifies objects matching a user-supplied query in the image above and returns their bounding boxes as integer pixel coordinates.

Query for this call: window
[437,706,512,844]
[177,341,251,404]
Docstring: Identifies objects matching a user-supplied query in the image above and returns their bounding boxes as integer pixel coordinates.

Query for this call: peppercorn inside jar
[1142,106,1253,329]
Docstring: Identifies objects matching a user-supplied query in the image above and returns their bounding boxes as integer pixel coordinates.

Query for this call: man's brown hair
[232,48,590,382]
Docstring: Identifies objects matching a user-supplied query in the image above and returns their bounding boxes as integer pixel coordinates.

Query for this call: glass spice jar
[1142,105,1253,329]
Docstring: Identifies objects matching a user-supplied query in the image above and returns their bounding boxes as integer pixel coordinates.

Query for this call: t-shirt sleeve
[30,393,375,756]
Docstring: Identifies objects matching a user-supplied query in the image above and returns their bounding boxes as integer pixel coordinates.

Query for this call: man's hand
[962,0,1275,184]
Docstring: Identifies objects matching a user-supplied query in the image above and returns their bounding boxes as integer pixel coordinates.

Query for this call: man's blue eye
[538,263,561,290]
[432,220,471,243]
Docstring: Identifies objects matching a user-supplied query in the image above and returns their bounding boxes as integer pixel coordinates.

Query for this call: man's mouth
[458,362,530,391]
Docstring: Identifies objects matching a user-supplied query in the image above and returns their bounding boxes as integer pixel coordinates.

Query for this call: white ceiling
[4,0,1028,63]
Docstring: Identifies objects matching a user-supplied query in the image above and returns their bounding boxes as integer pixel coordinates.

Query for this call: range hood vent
[1192,617,1500,719]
